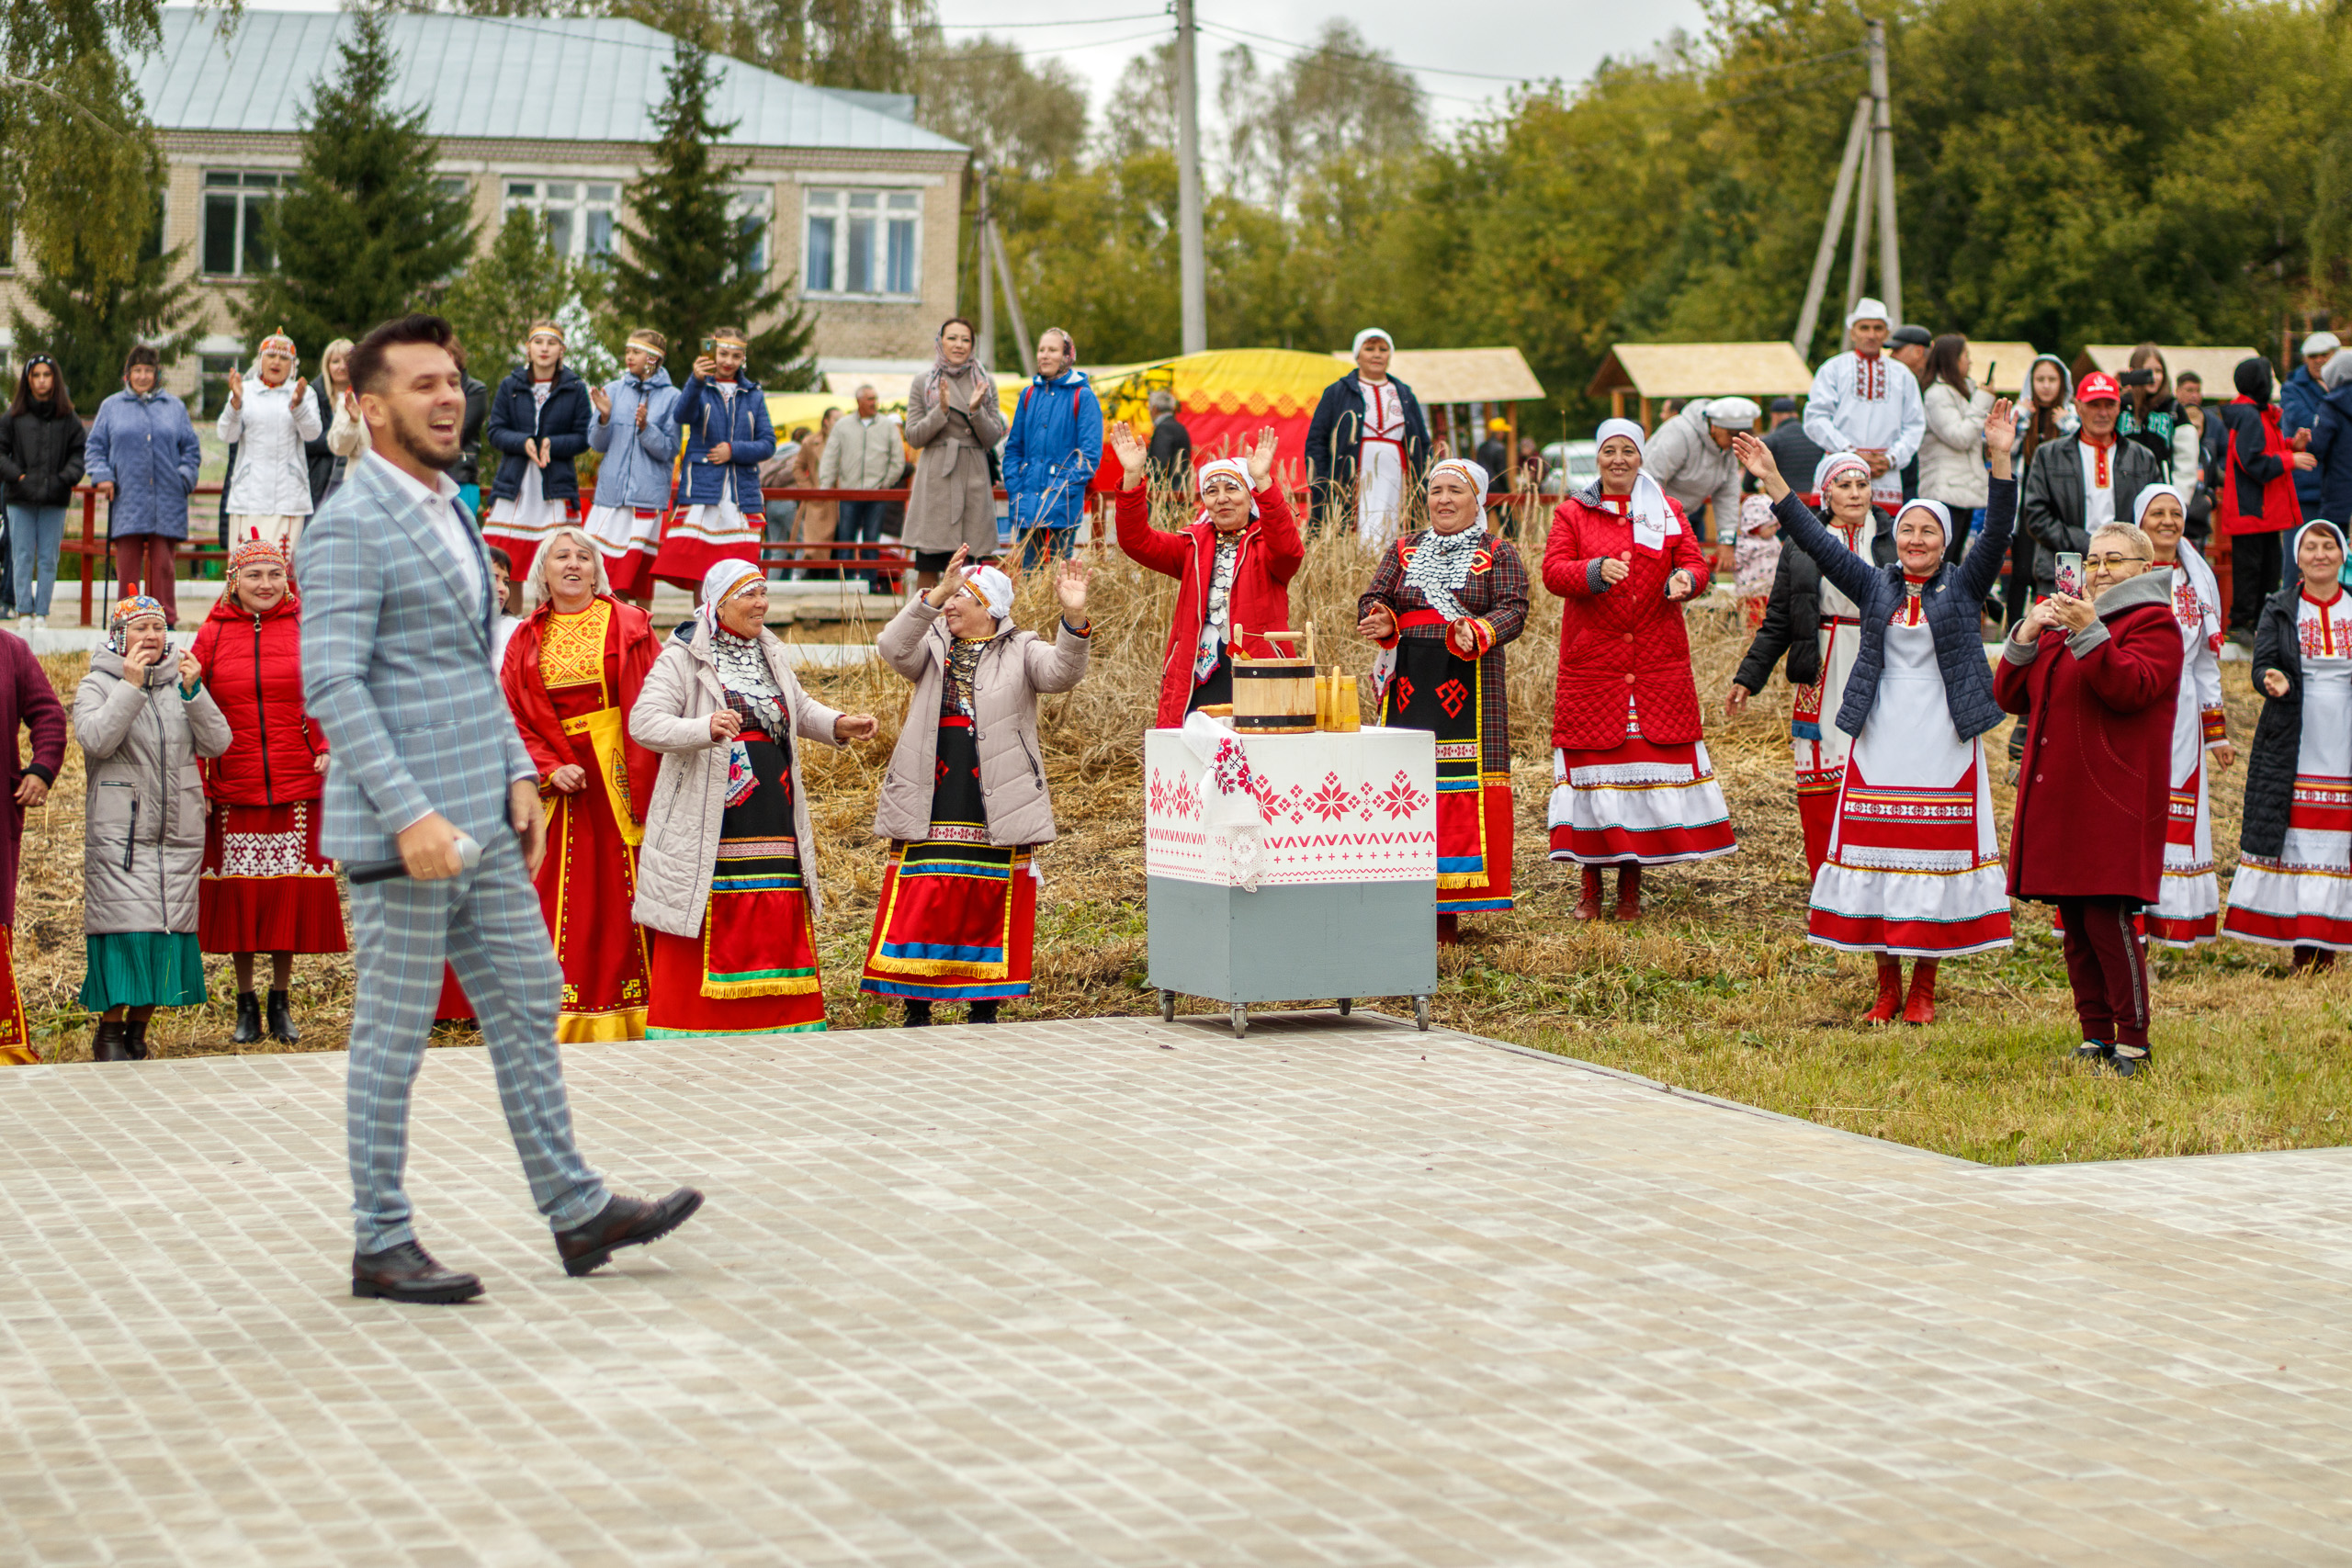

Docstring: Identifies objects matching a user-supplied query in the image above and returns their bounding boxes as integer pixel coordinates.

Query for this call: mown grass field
[15,493,2346,1168]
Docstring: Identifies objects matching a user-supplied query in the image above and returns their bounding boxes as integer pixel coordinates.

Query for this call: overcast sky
[167,0,1708,129]
[936,0,1709,128]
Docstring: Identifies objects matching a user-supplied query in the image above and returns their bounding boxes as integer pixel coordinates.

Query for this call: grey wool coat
[900,368,1008,556]
[628,623,845,939]
[74,649,232,935]
[873,596,1089,847]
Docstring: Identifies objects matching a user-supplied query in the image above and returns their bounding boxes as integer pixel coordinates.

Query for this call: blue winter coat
[2308,380,2352,525]
[585,367,681,512]
[1771,476,2018,743]
[84,387,202,541]
[2284,366,2327,513]
[1002,367,1102,531]
[672,374,775,511]
[486,365,594,503]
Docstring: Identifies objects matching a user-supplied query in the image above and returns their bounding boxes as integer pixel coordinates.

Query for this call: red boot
[1436,912,1459,946]
[1862,953,1903,1024]
[1615,863,1643,921]
[1574,866,1604,920]
[1901,957,1939,1025]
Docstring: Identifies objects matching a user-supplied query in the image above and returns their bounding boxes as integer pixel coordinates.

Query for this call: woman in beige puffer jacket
[628,561,878,1036]
[859,545,1090,1027]
[75,594,232,1060]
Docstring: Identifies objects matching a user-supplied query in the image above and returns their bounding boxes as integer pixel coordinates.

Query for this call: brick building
[0,8,967,402]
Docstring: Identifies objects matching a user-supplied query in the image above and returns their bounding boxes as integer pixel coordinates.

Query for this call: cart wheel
[1415,995,1431,1031]
[1159,989,1176,1022]
[1338,997,1352,1016]
[1231,1004,1248,1039]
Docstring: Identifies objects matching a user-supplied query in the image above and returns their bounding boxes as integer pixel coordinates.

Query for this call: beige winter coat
[873,596,1088,847]
[627,624,845,938]
[74,649,232,935]
[900,367,1007,556]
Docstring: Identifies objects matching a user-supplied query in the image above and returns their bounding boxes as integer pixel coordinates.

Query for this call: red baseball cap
[2076,372,2121,403]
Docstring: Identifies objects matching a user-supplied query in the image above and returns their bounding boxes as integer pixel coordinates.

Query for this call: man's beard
[389,403,460,472]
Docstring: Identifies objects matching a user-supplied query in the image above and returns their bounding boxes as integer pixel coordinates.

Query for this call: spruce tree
[9,172,200,405]
[233,4,474,363]
[441,210,578,384]
[605,37,815,389]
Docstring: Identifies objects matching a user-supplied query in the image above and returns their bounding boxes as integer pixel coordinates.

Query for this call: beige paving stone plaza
[3,1010,2350,1566]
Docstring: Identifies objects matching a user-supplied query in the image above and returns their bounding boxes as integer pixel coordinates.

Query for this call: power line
[1198,16,1555,85]
[1193,22,1498,109]
[927,13,1166,29]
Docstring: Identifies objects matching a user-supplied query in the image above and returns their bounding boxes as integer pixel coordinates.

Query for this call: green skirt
[79,932,207,1012]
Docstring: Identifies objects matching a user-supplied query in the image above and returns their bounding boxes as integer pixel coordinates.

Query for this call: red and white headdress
[258,327,297,359]
[228,526,286,574]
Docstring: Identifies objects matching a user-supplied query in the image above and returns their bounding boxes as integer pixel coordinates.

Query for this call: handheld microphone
[348,832,481,885]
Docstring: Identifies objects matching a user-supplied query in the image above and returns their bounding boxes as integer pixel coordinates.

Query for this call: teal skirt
[79,932,207,1012]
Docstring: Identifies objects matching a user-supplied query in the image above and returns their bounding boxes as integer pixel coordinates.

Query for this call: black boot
[232,990,262,1044]
[122,1017,151,1061]
[903,999,933,1028]
[967,999,1000,1025]
[91,1019,130,1062]
[266,989,300,1043]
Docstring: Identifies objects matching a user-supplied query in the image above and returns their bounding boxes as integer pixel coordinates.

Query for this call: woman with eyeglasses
[1996,519,2184,1077]
[2223,519,2352,970]
[1731,400,2018,1027]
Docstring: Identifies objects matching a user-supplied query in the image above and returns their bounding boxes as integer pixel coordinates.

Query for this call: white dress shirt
[2078,436,2117,531]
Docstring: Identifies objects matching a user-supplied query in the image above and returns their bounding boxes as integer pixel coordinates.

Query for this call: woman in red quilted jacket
[191,531,346,1043]
[1544,419,1736,919]
[1110,424,1301,727]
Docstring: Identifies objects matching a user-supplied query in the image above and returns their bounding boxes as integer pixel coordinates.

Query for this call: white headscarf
[1893,498,1954,547]
[697,558,766,638]
[2291,519,2347,578]
[2132,484,2190,530]
[1351,327,1394,356]
[1813,450,1873,495]
[1593,418,1679,553]
[961,564,1014,623]
[1196,457,1260,524]
[1426,457,1490,498]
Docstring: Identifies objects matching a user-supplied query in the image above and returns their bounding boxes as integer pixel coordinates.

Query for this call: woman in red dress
[192,530,347,1043]
[1544,418,1736,919]
[501,525,661,1041]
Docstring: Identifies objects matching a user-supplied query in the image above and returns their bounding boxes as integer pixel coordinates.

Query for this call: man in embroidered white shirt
[1306,327,1431,543]
[1803,298,1925,513]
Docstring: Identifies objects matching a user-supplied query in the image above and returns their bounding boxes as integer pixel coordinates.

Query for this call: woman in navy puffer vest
[1731,402,2018,1029]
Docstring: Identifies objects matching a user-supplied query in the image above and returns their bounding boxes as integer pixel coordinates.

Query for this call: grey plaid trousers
[345,830,608,1252]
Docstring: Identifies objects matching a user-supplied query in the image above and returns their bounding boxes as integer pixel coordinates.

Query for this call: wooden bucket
[1231,624,1317,734]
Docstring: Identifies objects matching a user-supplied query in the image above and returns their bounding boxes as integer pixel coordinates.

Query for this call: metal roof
[139,7,965,153]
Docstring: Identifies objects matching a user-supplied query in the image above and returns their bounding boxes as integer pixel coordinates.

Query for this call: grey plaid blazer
[300,454,535,865]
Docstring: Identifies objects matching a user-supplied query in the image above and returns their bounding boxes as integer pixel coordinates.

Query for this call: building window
[202,171,285,276]
[804,188,921,299]
[730,187,773,277]
[504,179,617,260]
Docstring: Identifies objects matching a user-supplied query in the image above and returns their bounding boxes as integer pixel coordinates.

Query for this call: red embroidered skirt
[0,927,32,1065]
[198,801,349,955]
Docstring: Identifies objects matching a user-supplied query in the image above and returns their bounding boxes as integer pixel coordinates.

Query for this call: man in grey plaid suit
[306,315,700,1304]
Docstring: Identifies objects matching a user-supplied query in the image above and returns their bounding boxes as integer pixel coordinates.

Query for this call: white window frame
[729,186,775,277]
[802,186,922,300]
[503,177,621,261]
[200,169,289,277]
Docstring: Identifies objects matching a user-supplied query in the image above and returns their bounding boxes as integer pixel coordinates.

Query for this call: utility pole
[1867,17,1901,326]
[1845,132,1873,315]
[1793,96,1871,358]
[974,165,996,371]
[1174,0,1206,355]
[989,217,1033,374]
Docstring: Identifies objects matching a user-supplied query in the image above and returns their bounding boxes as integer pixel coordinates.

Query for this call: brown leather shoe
[554,1187,704,1278]
[352,1241,483,1304]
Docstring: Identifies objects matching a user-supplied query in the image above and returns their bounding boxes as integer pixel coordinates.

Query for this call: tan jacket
[74,650,232,935]
[628,625,845,938]
[901,368,1007,556]
[873,596,1089,846]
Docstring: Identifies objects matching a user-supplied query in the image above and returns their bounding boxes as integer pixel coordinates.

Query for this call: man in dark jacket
[1144,389,1193,488]
[2309,352,2352,526]
[1761,410,1827,500]
[1304,328,1430,536]
[452,373,489,515]
[2284,331,2336,518]
[2019,372,2159,594]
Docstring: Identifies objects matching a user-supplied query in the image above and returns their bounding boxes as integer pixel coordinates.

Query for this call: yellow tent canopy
[2071,344,2261,397]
